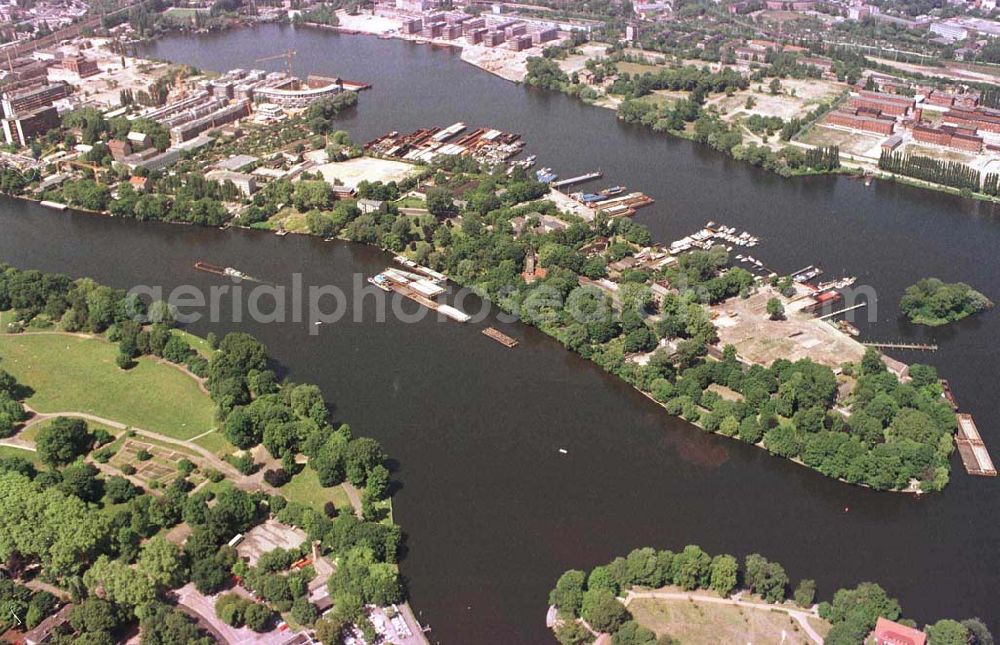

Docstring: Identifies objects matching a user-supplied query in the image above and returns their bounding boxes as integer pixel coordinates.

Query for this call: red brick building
[944,107,1000,134]
[107,139,132,161]
[850,92,914,117]
[825,109,895,135]
[913,123,983,152]
[63,54,99,79]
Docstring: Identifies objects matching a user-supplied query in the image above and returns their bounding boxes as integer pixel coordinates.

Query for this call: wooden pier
[955,413,997,477]
[482,327,518,348]
[862,341,938,352]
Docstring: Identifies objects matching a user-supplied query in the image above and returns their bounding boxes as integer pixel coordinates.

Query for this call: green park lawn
[0,333,216,440]
[280,468,352,513]
[174,330,215,358]
[0,445,41,465]
[193,430,234,456]
[0,310,14,333]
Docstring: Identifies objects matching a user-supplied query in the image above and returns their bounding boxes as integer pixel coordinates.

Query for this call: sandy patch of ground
[629,595,819,645]
[709,287,866,371]
[315,156,419,188]
[335,11,402,35]
[711,78,846,121]
[797,125,885,158]
[462,45,532,83]
[558,43,611,75]
[50,50,169,109]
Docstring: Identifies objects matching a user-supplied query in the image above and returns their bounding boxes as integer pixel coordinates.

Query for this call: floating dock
[551,170,603,189]
[482,327,518,347]
[955,413,997,476]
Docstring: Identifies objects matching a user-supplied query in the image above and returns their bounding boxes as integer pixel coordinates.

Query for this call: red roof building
[873,617,927,645]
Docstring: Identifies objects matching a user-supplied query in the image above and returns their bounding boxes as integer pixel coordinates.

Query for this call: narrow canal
[2,24,998,643]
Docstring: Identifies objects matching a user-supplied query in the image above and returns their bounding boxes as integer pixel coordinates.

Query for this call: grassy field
[267,207,310,234]
[0,310,15,333]
[0,334,216,440]
[629,596,824,644]
[0,445,41,465]
[616,61,664,75]
[193,430,233,456]
[393,195,427,209]
[175,330,215,358]
[798,125,884,158]
[280,468,352,512]
[21,418,119,445]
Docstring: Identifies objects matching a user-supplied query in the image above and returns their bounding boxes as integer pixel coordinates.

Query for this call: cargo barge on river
[955,413,997,477]
[369,263,470,323]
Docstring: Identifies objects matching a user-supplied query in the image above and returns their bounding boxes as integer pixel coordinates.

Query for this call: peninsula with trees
[548,544,993,645]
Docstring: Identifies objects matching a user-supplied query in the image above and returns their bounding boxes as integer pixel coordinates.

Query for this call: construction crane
[255,49,297,77]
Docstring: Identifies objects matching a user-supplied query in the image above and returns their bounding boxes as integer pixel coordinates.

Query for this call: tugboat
[367,274,393,292]
[224,267,250,280]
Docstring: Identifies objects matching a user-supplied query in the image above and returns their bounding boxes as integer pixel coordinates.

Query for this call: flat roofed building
[1,82,70,119]
[2,105,59,146]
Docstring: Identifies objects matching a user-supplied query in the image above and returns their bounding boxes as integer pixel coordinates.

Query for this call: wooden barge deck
[482,327,518,347]
[955,413,997,477]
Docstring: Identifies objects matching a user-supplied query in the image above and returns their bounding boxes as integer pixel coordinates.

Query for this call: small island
[900,278,993,327]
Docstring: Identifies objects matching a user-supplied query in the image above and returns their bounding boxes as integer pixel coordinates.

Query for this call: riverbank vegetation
[900,278,993,327]
[0,263,407,641]
[548,544,992,645]
[526,45,845,178]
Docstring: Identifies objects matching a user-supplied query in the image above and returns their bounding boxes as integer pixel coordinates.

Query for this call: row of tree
[878,151,982,193]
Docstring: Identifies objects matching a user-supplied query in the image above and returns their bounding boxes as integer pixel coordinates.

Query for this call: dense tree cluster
[0,368,28,439]
[305,92,359,134]
[0,264,144,335]
[525,57,570,90]
[899,278,992,326]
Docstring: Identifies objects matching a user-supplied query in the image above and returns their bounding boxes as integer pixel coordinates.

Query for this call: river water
[1,24,997,642]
